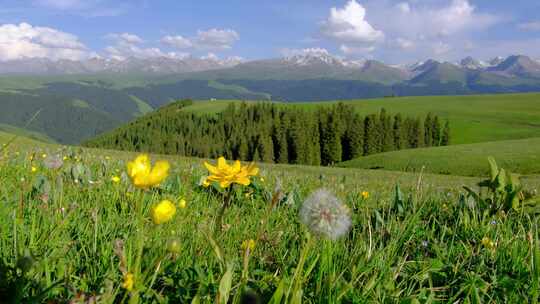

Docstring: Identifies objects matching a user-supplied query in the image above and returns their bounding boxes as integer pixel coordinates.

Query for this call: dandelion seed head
[300,189,352,240]
[43,155,63,170]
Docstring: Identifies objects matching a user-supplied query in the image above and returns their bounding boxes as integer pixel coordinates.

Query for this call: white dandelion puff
[300,189,352,240]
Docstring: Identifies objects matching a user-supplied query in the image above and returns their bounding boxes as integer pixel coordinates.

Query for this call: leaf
[495,169,506,192]
[487,156,498,182]
[268,278,287,304]
[217,263,234,304]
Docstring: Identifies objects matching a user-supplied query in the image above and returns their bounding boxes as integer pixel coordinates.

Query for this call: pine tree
[424,113,433,147]
[364,114,379,155]
[432,115,441,146]
[441,120,451,146]
[393,114,404,150]
[344,114,364,160]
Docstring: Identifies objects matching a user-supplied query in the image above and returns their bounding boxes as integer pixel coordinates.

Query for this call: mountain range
[1,53,540,144]
[1,53,540,83]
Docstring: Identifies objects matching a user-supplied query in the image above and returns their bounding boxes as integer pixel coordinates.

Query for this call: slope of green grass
[181,93,540,145]
[0,125,55,143]
[129,95,153,116]
[339,137,540,177]
[1,130,540,302]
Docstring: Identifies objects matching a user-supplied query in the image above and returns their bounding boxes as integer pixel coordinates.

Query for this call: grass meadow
[1,132,540,303]
[339,137,540,177]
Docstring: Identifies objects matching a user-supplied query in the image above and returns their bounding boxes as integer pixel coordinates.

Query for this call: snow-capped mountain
[0,56,243,75]
[459,56,487,70]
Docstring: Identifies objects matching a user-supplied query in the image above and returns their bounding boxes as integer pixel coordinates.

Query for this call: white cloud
[161,35,193,49]
[321,0,384,44]
[160,28,240,52]
[106,32,144,44]
[201,52,219,61]
[0,22,89,61]
[395,38,414,50]
[432,42,451,55]
[340,44,375,55]
[395,2,410,14]
[194,28,239,50]
[280,47,330,57]
[518,21,540,31]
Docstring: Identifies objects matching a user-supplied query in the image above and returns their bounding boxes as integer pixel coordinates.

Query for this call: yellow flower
[481,237,496,249]
[126,154,170,189]
[31,166,37,173]
[241,239,256,251]
[111,176,121,183]
[121,273,134,291]
[179,199,187,209]
[63,156,68,161]
[150,200,176,225]
[41,153,47,158]
[361,191,369,199]
[203,156,259,188]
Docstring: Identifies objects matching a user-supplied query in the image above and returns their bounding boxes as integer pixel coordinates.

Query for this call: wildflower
[300,189,352,240]
[150,200,176,225]
[126,154,170,189]
[41,153,47,159]
[31,166,37,173]
[242,239,256,251]
[203,156,259,188]
[361,191,369,199]
[121,273,134,291]
[179,199,187,209]
[111,176,121,183]
[63,156,68,161]
[167,239,181,254]
[481,237,496,249]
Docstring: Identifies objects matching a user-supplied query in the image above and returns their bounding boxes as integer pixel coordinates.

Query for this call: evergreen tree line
[84,101,451,166]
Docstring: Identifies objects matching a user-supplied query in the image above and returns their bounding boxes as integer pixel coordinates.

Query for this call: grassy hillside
[182,93,540,145]
[2,129,540,302]
[339,137,540,177]
[0,124,55,143]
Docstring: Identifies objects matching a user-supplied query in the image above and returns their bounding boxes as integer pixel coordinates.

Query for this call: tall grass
[0,145,539,303]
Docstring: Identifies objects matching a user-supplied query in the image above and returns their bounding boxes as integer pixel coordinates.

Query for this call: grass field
[339,137,540,178]
[182,93,540,145]
[1,132,540,303]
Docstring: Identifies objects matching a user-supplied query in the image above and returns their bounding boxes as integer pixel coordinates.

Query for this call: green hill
[338,137,540,177]
[182,93,540,145]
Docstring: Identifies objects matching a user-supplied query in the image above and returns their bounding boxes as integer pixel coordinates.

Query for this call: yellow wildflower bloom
[121,273,134,291]
[361,191,369,199]
[203,156,259,188]
[179,199,187,209]
[126,154,170,189]
[241,239,256,251]
[31,166,37,173]
[481,237,496,249]
[150,200,176,225]
[41,153,47,158]
[111,176,121,183]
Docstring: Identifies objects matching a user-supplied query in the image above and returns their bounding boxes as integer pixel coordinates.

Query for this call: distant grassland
[0,126,55,144]
[181,93,540,145]
[339,137,540,178]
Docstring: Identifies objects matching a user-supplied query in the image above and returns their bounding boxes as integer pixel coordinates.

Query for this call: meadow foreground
[1,142,539,303]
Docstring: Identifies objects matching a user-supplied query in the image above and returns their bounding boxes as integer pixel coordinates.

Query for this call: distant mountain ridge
[0,56,242,75]
[2,53,539,84]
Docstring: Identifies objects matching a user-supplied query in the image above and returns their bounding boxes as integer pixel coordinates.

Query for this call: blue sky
[0,0,539,63]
